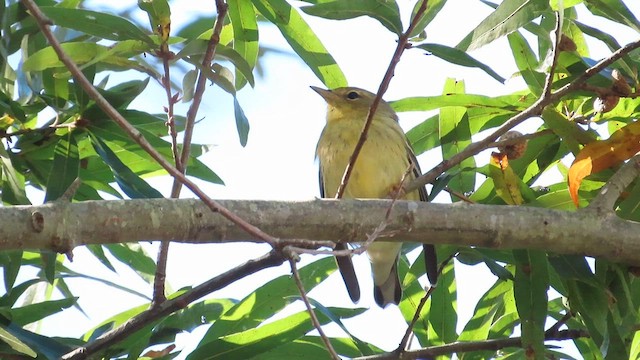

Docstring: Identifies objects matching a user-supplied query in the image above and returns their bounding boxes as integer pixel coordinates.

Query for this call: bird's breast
[317,119,412,199]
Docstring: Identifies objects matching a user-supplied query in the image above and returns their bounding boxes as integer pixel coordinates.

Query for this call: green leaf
[228,0,259,89]
[0,251,22,292]
[301,0,403,35]
[138,0,171,36]
[39,6,154,44]
[44,132,79,202]
[0,325,37,358]
[0,147,30,205]
[513,249,549,359]
[456,0,549,51]
[187,307,365,360]
[406,114,439,155]
[584,0,640,32]
[252,0,347,88]
[259,336,365,359]
[439,79,475,199]
[417,43,505,83]
[103,243,157,284]
[88,132,163,199]
[201,257,335,341]
[175,42,255,87]
[1,321,73,359]
[507,31,545,95]
[541,107,594,155]
[427,260,457,346]
[306,298,374,355]
[11,297,77,326]
[459,278,512,342]
[234,97,250,147]
[409,0,447,37]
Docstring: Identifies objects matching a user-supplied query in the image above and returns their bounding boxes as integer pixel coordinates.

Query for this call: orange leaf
[490,152,524,205]
[568,120,640,206]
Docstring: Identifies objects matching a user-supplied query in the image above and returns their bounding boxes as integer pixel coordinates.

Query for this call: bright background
[14,0,640,357]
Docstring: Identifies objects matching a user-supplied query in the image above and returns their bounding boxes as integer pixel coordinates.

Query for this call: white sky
[13,0,640,358]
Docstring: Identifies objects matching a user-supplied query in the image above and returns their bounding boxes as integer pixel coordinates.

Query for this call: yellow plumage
[313,86,435,307]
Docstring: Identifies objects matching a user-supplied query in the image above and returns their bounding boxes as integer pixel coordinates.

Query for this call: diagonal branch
[20,0,279,249]
[61,251,285,360]
[405,38,640,194]
[587,154,640,211]
[355,329,589,359]
[335,0,430,198]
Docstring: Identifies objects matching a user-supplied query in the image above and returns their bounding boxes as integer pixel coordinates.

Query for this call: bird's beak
[310,86,338,104]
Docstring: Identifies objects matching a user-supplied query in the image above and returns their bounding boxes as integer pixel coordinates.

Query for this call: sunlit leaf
[301,0,403,35]
[228,0,259,89]
[513,249,548,359]
[44,131,79,202]
[252,0,347,88]
[456,0,549,51]
[40,6,154,44]
[489,152,524,205]
[417,43,505,83]
[568,120,640,206]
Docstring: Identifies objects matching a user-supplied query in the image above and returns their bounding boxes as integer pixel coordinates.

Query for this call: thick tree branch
[7,199,640,265]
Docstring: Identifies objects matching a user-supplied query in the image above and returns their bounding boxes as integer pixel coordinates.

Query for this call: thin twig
[286,252,340,360]
[62,251,285,360]
[21,0,279,248]
[405,38,640,194]
[443,187,474,203]
[396,253,455,353]
[334,0,430,199]
[356,329,589,360]
[545,311,574,336]
[542,12,562,99]
[173,0,228,194]
[587,154,640,211]
[153,12,181,308]
[486,129,554,148]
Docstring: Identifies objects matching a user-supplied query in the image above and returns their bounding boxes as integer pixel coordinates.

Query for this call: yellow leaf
[568,120,640,206]
[490,152,524,205]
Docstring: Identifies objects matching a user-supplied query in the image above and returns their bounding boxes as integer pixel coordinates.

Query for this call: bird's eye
[346,91,359,100]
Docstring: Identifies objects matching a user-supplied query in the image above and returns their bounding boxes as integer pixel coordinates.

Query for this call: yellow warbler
[313,86,438,307]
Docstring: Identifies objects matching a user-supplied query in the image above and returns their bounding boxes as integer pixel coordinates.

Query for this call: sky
[15,0,640,358]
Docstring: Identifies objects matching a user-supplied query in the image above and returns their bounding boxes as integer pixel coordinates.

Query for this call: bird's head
[311,86,398,124]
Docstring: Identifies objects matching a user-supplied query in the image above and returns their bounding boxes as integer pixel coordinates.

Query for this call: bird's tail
[335,243,361,302]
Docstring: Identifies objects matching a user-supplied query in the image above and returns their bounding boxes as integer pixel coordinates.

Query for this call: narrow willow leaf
[439,79,475,199]
[40,6,154,44]
[44,132,79,202]
[234,96,250,147]
[88,132,163,199]
[202,257,335,341]
[252,0,347,88]
[228,0,259,89]
[301,0,403,35]
[418,43,505,83]
[513,249,549,359]
[584,0,640,33]
[457,0,549,51]
[507,31,545,95]
[187,307,365,360]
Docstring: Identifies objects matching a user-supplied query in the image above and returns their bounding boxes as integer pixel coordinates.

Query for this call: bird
[313,86,438,307]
